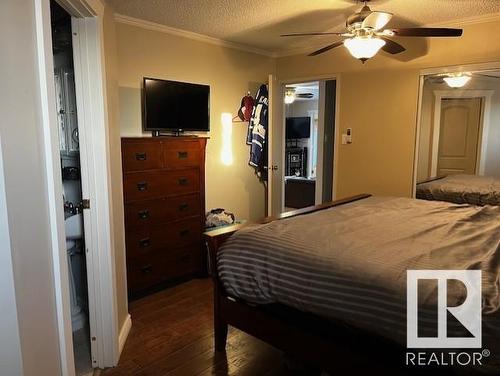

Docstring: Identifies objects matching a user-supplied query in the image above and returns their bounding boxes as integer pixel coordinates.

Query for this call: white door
[267,74,284,216]
[71,17,101,369]
[437,98,482,176]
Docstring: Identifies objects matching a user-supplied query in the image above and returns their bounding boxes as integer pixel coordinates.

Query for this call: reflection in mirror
[415,69,500,206]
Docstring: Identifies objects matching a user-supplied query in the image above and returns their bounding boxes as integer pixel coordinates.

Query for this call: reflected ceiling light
[443,73,472,88]
[284,88,296,104]
[344,36,386,62]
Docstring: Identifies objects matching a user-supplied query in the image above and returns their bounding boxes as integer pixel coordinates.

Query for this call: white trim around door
[34,0,122,373]
[34,1,76,374]
[279,75,340,212]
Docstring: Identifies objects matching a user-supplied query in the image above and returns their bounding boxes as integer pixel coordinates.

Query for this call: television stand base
[173,129,184,137]
[151,130,186,137]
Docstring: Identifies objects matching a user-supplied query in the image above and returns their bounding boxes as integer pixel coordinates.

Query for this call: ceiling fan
[426,72,500,88]
[281,0,463,62]
[284,88,315,104]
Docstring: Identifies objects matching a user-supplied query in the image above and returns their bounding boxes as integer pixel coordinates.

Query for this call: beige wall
[115,22,275,221]
[103,4,129,330]
[277,20,500,198]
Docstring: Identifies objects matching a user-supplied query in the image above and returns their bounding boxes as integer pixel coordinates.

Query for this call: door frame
[278,74,340,213]
[430,90,493,177]
[34,0,120,374]
[412,61,500,197]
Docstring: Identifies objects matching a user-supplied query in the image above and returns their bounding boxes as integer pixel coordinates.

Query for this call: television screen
[286,117,311,139]
[143,77,210,132]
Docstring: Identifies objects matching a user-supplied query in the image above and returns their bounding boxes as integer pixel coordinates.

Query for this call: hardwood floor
[102,278,316,376]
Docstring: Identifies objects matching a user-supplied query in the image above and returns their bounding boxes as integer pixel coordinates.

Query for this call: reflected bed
[417,174,500,206]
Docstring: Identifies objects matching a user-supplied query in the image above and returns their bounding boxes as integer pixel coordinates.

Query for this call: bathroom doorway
[51,1,91,374]
[283,81,320,211]
[281,79,337,212]
[36,0,121,372]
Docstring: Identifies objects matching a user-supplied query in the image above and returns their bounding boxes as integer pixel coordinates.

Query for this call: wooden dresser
[121,136,207,297]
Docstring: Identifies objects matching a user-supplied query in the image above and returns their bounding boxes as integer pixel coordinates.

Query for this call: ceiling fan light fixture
[344,36,385,61]
[284,88,296,104]
[443,73,472,88]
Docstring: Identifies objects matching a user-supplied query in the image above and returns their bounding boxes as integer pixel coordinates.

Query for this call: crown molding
[275,46,320,58]
[114,13,276,57]
[114,11,500,60]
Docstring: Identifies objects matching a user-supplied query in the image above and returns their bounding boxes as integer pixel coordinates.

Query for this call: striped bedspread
[218,197,500,372]
[416,174,500,206]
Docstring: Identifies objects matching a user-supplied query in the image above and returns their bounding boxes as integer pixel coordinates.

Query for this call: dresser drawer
[127,247,201,292]
[126,217,202,259]
[164,147,201,169]
[123,169,200,202]
[122,141,162,172]
[125,193,201,228]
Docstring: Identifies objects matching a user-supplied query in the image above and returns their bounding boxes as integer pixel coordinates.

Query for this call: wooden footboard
[416,175,446,185]
[203,194,383,369]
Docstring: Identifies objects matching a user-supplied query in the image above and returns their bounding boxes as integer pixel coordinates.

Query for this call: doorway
[51,2,92,374]
[283,81,319,211]
[270,78,337,214]
[35,0,122,373]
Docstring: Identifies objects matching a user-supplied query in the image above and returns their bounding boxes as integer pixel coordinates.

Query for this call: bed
[416,174,500,206]
[204,195,500,374]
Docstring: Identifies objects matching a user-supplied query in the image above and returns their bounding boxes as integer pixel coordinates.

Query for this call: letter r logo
[407,270,482,348]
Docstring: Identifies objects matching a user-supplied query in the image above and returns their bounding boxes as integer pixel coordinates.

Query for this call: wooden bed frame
[204,194,454,375]
[416,175,447,185]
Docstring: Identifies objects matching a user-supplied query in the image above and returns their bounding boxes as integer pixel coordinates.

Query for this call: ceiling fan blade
[474,73,500,79]
[390,28,463,37]
[308,41,344,56]
[362,11,393,30]
[281,32,345,37]
[380,37,406,54]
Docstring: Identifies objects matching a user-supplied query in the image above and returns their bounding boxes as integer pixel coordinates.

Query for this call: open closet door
[267,74,284,216]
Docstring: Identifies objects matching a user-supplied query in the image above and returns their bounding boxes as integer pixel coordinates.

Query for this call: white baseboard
[118,314,132,357]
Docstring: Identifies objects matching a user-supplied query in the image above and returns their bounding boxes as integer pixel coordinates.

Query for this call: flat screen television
[143,77,210,132]
[286,117,311,139]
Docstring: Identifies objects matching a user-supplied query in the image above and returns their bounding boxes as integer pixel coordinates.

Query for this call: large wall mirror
[414,67,500,202]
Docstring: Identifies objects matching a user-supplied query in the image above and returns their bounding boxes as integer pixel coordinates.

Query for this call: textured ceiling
[107,0,500,54]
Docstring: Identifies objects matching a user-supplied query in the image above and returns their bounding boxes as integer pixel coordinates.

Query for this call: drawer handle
[178,177,188,186]
[138,210,150,220]
[179,203,189,211]
[139,238,151,248]
[137,182,148,191]
[179,255,191,263]
[141,264,153,274]
[178,151,188,159]
[135,152,147,161]
[179,229,190,237]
